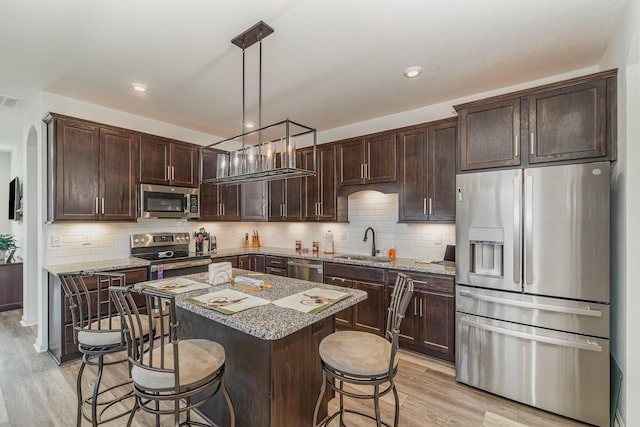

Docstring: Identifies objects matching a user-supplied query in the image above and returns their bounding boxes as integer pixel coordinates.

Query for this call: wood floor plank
[1,309,592,426]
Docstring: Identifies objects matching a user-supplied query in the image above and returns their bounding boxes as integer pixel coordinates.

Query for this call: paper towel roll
[209,262,233,285]
[325,230,334,253]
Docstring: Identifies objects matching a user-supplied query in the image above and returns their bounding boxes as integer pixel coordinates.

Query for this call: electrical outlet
[435,232,442,245]
[50,235,61,248]
[340,231,347,240]
[82,235,91,246]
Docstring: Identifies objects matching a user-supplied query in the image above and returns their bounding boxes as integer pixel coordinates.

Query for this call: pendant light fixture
[200,21,317,185]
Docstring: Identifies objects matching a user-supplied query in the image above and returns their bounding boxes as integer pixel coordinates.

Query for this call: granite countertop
[211,246,456,276]
[44,257,151,275]
[149,269,367,341]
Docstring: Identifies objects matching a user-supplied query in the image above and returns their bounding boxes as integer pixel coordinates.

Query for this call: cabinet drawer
[212,256,239,268]
[265,256,287,269]
[324,262,384,283]
[386,270,454,294]
[266,266,288,277]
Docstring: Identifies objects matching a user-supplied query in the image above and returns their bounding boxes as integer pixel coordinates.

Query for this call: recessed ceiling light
[245,122,255,129]
[131,83,147,93]
[403,66,423,78]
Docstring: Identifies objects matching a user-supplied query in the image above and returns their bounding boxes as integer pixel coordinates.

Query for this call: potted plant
[0,234,17,263]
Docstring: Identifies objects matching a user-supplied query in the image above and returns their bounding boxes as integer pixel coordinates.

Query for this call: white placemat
[272,287,350,314]
[186,289,270,315]
[139,277,211,294]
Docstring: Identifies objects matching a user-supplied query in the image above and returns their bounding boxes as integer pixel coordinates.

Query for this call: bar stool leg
[313,369,327,427]
[392,381,400,427]
[76,360,86,427]
[126,397,138,427]
[221,376,236,427]
[339,379,346,427]
[374,384,381,427]
[91,355,105,427]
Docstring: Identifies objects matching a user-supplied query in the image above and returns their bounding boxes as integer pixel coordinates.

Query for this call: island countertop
[145,269,367,341]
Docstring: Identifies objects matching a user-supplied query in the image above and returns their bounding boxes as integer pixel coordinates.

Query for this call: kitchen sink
[334,254,392,263]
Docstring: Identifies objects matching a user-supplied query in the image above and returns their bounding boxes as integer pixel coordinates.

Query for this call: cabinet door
[528,79,607,164]
[199,184,220,220]
[55,118,101,220]
[398,127,428,221]
[366,133,396,184]
[386,286,420,345]
[353,281,385,336]
[302,148,319,220]
[324,276,354,328]
[238,255,251,270]
[318,145,337,221]
[338,139,364,186]
[268,178,286,221]
[458,98,521,171]
[241,182,267,221]
[140,136,170,185]
[427,122,456,222]
[99,127,139,221]
[419,291,455,361]
[219,185,241,221]
[170,143,198,187]
[252,255,266,273]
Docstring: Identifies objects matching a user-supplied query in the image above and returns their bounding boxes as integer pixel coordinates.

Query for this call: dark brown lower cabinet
[47,267,149,365]
[0,263,22,312]
[324,263,385,336]
[265,256,288,277]
[386,270,455,362]
[211,256,239,268]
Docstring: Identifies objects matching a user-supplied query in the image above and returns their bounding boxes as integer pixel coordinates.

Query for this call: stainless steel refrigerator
[455,162,610,427]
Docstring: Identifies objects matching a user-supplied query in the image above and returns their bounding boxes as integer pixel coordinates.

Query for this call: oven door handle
[151,258,211,272]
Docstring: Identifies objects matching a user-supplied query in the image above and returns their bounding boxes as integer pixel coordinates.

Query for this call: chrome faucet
[363,227,377,257]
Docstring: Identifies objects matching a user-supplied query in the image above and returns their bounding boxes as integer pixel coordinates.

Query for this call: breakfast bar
[161,270,366,427]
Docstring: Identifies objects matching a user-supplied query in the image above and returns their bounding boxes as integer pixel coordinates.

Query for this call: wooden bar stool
[109,285,236,427]
[60,272,152,427]
[313,273,414,427]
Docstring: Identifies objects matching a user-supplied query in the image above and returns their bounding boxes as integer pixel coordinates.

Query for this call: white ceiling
[0,0,628,138]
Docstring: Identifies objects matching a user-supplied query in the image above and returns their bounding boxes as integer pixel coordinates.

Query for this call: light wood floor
[0,309,588,426]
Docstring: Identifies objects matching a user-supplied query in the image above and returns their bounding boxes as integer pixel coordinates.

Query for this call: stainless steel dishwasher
[287,258,323,283]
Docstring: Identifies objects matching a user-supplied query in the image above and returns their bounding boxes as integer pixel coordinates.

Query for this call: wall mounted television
[8,176,21,221]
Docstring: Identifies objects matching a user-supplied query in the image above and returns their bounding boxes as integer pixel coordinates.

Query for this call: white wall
[0,153,11,235]
[600,0,640,424]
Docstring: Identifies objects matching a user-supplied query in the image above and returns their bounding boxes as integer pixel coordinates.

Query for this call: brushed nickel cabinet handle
[530,132,535,155]
[428,198,433,215]
[413,298,418,316]
[514,134,519,158]
[423,198,427,215]
[95,197,99,214]
[101,198,105,215]
[419,298,423,317]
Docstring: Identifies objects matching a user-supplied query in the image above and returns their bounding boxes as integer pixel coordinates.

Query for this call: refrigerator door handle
[458,290,603,317]
[513,175,521,284]
[525,174,534,284]
[460,317,602,352]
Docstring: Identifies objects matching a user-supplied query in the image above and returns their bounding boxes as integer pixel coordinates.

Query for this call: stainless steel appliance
[287,259,323,283]
[131,232,211,279]
[139,184,200,219]
[455,162,610,427]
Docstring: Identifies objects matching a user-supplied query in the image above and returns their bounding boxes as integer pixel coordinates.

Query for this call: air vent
[0,94,19,108]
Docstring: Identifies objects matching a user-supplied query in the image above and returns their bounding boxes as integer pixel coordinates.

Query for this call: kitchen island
[154,269,367,427]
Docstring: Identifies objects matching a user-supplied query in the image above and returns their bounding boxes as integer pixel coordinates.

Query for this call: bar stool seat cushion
[77,315,153,347]
[319,330,398,377]
[131,339,225,390]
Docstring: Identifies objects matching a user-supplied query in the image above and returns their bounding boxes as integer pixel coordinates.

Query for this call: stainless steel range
[131,232,211,280]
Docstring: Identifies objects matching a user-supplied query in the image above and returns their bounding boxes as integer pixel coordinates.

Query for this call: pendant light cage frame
[200,21,317,186]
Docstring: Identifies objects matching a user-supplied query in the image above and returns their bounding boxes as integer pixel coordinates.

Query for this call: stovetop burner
[130,232,210,264]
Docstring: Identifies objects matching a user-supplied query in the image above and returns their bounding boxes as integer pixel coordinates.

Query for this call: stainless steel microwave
[139,184,200,219]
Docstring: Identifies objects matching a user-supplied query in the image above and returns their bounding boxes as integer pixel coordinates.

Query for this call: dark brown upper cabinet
[337,133,397,186]
[302,145,347,222]
[455,69,616,172]
[140,135,199,187]
[269,152,302,221]
[241,182,268,222]
[457,97,522,171]
[398,119,456,222]
[45,114,139,222]
[199,149,240,221]
[528,79,608,164]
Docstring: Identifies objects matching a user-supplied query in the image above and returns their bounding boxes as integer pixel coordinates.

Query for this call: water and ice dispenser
[468,228,504,277]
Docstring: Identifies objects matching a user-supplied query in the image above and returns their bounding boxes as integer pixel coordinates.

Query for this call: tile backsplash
[45,191,455,265]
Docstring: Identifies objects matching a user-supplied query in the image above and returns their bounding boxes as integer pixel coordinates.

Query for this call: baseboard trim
[615,410,625,427]
[20,318,37,327]
[33,339,47,353]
